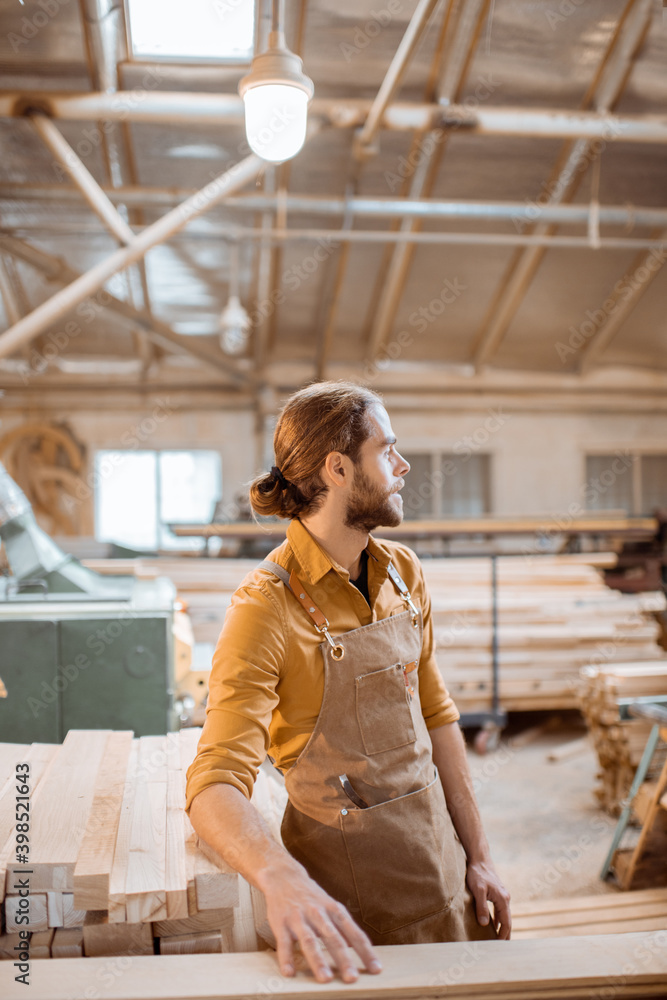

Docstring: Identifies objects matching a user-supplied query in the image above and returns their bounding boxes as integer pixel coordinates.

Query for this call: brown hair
[249,380,382,520]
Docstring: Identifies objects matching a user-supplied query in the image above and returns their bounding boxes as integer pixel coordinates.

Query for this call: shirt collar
[286,518,393,585]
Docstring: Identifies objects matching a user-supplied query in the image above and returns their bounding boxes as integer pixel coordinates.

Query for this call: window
[127,0,255,62]
[641,456,667,513]
[95,450,221,552]
[402,452,491,520]
[585,454,667,515]
[584,455,634,512]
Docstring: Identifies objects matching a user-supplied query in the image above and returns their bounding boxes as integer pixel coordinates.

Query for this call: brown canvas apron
[260,557,497,946]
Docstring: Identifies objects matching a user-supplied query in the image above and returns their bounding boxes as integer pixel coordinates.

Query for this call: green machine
[0,463,178,742]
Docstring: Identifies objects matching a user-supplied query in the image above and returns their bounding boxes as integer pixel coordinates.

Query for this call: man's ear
[323,451,351,488]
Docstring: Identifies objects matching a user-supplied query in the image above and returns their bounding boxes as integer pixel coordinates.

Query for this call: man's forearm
[189,781,304,893]
[429,721,512,938]
[188,781,382,980]
[429,721,491,863]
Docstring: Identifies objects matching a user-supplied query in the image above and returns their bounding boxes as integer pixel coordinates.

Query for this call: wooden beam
[73,731,134,911]
[27,730,110,894]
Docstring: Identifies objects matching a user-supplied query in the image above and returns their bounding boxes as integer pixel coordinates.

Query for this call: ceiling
[0,0,666,406]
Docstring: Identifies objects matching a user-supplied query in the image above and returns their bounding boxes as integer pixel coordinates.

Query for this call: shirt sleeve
[413,557,461,730]
[185,582,286,813]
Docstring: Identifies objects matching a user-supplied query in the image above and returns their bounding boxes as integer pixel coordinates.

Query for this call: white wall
[1,398,664,538]
[385,407,666,518]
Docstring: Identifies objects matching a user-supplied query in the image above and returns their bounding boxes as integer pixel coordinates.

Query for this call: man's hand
[466,858,511,940]
[259,861,382,983]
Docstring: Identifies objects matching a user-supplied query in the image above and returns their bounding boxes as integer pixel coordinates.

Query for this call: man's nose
[396,452,410,476]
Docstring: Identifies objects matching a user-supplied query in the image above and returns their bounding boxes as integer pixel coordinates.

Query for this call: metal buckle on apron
[317,621,345,660]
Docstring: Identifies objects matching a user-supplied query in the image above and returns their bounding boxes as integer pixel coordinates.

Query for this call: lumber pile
[578,662,667,813]
[423,556,666,714]
[3,933,667,1000]
[0,729,286,960]
[512,887,667,938]
[84,553,667,716]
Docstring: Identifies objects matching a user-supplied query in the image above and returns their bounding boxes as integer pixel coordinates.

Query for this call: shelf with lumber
[165,517,658,539]
[84,553,667,722]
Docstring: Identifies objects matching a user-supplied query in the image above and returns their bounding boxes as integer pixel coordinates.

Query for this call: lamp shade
[239,37,314,163]
[242,84,309,162]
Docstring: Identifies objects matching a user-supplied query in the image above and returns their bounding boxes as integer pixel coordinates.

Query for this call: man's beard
[344,466,403,533]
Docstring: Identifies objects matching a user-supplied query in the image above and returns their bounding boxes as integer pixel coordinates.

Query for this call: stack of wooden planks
[85,553,667,719]
[0,729,286,960]
[423,555,666,714]
[578,662,667,813]
[512,887,667,938]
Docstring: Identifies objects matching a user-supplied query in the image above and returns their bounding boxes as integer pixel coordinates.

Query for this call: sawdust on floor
[468,711,621,906]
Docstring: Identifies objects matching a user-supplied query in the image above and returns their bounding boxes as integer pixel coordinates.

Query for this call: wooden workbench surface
[2,932,666,1000]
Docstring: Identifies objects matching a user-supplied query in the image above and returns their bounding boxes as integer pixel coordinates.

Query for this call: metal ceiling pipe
[2,92,667,141]
[139,226,667,249]
[0,154,261,360]
[3,187,667,228]
[3,222,664,249]
[30,113,135,245]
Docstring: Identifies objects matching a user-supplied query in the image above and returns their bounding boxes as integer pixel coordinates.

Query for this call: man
[186,381,511,983]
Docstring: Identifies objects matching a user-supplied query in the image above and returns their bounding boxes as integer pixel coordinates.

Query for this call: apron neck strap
[386,562,420,627]
[259,559,345,659]
[260,556,419,632]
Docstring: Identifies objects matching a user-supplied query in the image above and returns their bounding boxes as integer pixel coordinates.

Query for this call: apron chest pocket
[355,664,417,755]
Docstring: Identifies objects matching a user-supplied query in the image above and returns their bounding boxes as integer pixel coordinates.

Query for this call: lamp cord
[271,0,284,33]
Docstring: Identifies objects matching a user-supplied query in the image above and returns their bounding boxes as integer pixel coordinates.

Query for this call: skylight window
[127,0,255,62]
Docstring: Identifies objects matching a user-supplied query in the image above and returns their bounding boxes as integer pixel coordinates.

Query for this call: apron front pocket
[355,664,417,755]
[340,770,466,934]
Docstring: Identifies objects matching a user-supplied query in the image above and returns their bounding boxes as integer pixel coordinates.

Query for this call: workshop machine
[0,463,179,742]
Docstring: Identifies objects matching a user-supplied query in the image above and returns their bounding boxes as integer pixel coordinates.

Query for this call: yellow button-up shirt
[185,518,460,812]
